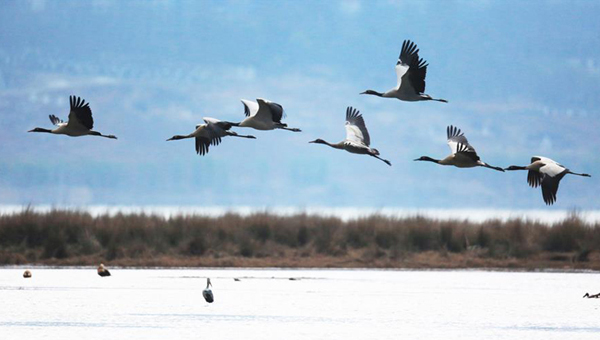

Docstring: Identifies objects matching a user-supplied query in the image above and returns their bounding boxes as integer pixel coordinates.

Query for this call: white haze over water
[0,205,598,224]
[2,268,600,340]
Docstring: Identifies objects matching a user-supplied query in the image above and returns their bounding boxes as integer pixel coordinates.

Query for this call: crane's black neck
[310,139,343,150]
[28,127,52,133]
[505,165,527,171]
[414,156,440,164]
[361,90,384,97]
[167,135,191,141]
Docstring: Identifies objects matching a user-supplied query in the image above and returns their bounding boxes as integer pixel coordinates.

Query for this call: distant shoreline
[2,255,600,272]
[1,209,599,270]
[1,205,600,224]
[2,264,600,273]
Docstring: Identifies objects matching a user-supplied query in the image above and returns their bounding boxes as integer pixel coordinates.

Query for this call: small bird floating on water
[23,270,32,278]
[97,263,111,277]
[583,292,600,298]
[203,278,214,303]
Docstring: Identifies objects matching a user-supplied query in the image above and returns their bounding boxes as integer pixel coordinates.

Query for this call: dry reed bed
[1,209,599,269]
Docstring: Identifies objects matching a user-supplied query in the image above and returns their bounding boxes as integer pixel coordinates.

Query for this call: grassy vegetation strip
[0,209,599,269]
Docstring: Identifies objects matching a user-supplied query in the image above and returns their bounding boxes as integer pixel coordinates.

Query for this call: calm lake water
[1,268,599,340]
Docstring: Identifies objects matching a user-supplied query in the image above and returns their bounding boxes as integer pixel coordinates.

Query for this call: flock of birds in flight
[28,39,590,206]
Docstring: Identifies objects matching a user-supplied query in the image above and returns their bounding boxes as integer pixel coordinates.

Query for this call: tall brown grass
[0,208,598,268]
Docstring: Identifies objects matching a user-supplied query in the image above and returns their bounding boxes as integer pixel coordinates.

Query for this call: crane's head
[360,90,384,97]
[28,127,52,133]
[309,139,326,145]
[167,135,187,141]
[414,156,439,163]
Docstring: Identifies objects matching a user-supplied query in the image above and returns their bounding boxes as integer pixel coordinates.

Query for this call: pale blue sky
[0,0,598,209]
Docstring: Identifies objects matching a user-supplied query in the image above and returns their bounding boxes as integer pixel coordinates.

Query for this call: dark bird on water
[97,263,111,277]
[583,293,600,298]
[29,95,117,139]
[203,278,214,303]
[23,270,32,278]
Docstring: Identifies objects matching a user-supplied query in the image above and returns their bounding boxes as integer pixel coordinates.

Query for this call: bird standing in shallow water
[414,125,504,172]
[29,95,117,139]
[309,107,391,166]
[361,40,447,103]
[203,278,214,303]
[505,156,591,205]
[97,263,111,277]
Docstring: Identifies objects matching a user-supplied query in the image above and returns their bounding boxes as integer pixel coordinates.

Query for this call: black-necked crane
[97,263,111,277]
[361,40,447,103]
[505,156,591,205]
[414,125,504,172]
[167,117,256,156]
[203,278,214,303]
[23,270,32,278]
[309,107,391,166]
[28,95,117,139]
[237,98,301,132]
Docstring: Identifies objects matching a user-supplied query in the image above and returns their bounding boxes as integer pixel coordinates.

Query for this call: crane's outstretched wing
[49,115,64,126]
[67,95,94,130]
[344,107,370,147]
[527,156,544,188]
[256,98,285,123]
[241,99,259,118]
[194,125,222,156]
[541,174,561,205]
[396,40,428,94]
[447,125,476,155]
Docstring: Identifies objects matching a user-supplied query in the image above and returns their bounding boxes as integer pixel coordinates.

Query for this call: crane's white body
[415,126,503,172]
[29,96,117,139]
[505,156,591,205]
[309,107,391,166]
[51,121,91,137]
[167,117,256,156]
[238,98,300,132]
[362,40,447,103]
[526,156,563,176]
